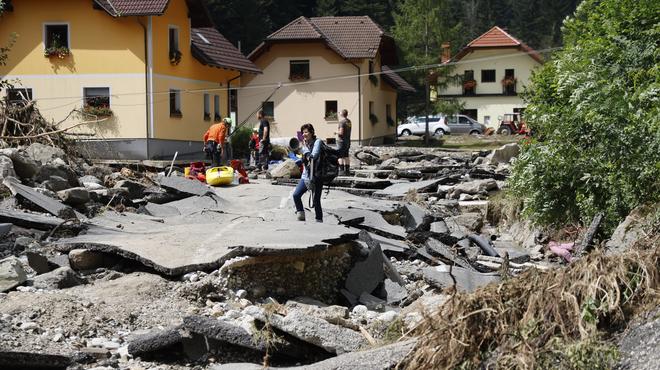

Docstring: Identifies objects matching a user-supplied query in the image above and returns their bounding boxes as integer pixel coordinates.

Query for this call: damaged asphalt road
[4,141,647,369]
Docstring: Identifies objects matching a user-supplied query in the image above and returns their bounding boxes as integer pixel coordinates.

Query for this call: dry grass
[404,246,660,369]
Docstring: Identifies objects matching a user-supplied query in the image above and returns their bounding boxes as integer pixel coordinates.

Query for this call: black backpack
[311,140,339,185]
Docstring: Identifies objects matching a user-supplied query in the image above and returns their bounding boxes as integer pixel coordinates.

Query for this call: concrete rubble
[2,141,643,369]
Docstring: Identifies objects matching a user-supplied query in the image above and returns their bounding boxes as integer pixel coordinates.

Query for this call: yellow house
[239,16,415,145]
[433,26,543,128]
[0,0,260,160]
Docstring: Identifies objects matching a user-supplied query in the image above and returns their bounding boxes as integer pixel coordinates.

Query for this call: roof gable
[251,16,389,61]
[452,26,543,64]
[191,27,261,74]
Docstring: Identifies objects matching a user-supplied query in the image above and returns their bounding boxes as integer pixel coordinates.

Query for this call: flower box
[386,116,395,127]
[369,74,378,86]
[501,77,517,86]
[369,113,378,125]
[325,112,338,121]
[169,49,182,65]
[83,105,112,117]
[44,46,70,59]
[463,79,477,90]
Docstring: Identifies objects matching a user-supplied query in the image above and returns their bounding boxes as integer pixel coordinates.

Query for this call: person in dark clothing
[337,109,352,176]
[257,110,271,171]
[292,123,323,223]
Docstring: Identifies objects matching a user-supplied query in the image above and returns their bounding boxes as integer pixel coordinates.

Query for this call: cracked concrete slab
[327,208,406,240]
[423,265,500,292]
[373,179,444,199]
[0,209,65,231]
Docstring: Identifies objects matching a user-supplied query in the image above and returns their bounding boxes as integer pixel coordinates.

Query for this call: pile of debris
[0,136,655,369]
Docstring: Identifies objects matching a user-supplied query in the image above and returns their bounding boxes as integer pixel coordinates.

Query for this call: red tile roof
[93,0,169,16]
[250,16,389,61]
[191,28,261,74]
[451,26,543,64]
[381,66,416,92]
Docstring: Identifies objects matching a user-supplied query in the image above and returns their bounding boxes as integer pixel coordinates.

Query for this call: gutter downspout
[350,61,362,144]
[147,16,155,157]
[227,72,241,128]
[137,17,151,158]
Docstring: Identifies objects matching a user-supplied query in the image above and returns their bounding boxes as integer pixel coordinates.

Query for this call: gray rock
[127,327,183,356]
[35,164,79,187]
[30,266,85,290]
[251,309,367,354]
[425,238,476,271]
[377,158,400,170]
[79,175,103,186]
[345,241,384,297]
[69,249,105,270]
[0,223,10,238]
[269,159,301,179]
[0,256,27,292]
[359,292,386,311]
[0,155,17,181]
[42,175,71,192]
[25,143,66,165]
[113,180,146,199]
[0,351,71,370]
[430,220,449,234]
[183,315,265,352]
[445,213,484,234]
[47,254,71,269]
[26,251,51,274]
[448,179,498,199]
[606,204,659,255]
[383,279,407,305]
[486,143,520,165]
[57,187,90,206]
[1,149,40,179]
[209,340,416,370]
[401,203,428,232]
[423,265,500,293]
[14,236,37,251]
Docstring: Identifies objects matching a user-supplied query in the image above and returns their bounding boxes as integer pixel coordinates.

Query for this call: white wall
[238,42,360,142]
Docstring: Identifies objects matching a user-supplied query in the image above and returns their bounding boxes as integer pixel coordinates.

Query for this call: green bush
[508,0,660,231]
[230,126,252,161]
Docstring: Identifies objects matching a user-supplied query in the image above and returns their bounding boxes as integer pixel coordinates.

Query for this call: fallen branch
[0,117,108,140]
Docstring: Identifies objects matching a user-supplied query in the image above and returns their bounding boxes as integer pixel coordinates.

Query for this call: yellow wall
[359,55,397,142]
[148,0,238,140]
[239,43,397,143]
[0,0,240,141]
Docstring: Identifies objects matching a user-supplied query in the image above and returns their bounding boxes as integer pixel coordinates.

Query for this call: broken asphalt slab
[423,265,500,293]
[247,307,367,355]
[425,238,476,271]
[157,175,216,197]
[55,213,359,276]
[209,340,416,370]
[127,327,182,357]
[327,208,407,240]
[373,178,444,199]
[0,351,71,370]
[3,178,77,220]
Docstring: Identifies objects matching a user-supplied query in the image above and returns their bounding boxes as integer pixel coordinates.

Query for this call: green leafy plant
[169,49,182,65]
[325,111,337,120]
[83,105,112,117]
[369,113,378,124]
[386,116,395,127]
[369,74,378,86]
[508,0,660,231]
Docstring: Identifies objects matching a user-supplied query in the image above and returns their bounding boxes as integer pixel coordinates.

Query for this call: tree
[315,0,339,15]
[508,0,660,230]
[0,0,16,91]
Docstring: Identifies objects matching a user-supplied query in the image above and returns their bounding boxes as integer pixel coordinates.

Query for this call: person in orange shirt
[203,118,224,167]
[219,117,233,165]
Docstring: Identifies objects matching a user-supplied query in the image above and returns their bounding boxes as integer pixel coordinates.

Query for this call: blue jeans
[292,178,323,221]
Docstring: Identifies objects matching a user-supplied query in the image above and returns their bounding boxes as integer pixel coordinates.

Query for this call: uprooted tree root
[404,246,660,369]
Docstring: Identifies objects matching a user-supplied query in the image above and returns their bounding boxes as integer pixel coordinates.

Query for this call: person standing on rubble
[293,123,323,223]
[220,117,233,165]
[203,118,224,167]
[337,109,352,176]
[248,127,260,166]
[257,110,271,171]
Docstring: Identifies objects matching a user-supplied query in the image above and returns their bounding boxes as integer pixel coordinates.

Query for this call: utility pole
[424,4,430,145]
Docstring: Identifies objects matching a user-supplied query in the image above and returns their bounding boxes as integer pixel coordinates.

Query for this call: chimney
[441,42,451,64]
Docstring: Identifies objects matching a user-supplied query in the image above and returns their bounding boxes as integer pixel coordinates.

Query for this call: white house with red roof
[434,26,543,128]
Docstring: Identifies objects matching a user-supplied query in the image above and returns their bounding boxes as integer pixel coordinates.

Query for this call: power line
[5,46,561,104]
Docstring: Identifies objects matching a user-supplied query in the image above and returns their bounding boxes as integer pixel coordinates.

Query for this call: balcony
[502,77,517,96]
[462,79,477,96]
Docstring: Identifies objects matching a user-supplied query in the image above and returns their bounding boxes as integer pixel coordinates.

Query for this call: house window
[324,100,338,120]
[386,104,394,126]
[289,60,309,81]
[44,24,69,57]
[83,87,110,115]
[213,95,220,121]
[503,69,516,95]
[6,88,33,104]
[461,109,478,121]
[169,26,181,64]
[203,94,211,120]
[169,89,181,117]
[369,101,378,124]
[262,101,274,119]
[481,69,496,83]
[369,60,378,85]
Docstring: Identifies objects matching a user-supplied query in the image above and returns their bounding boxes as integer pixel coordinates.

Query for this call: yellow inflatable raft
[206,166,234,186]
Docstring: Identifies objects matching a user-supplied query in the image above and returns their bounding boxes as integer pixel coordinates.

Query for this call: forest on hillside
[206,0,581,59]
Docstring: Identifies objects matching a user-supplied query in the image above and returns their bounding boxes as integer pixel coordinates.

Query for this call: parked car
[445,114,486,135]
[397,116,451,137]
